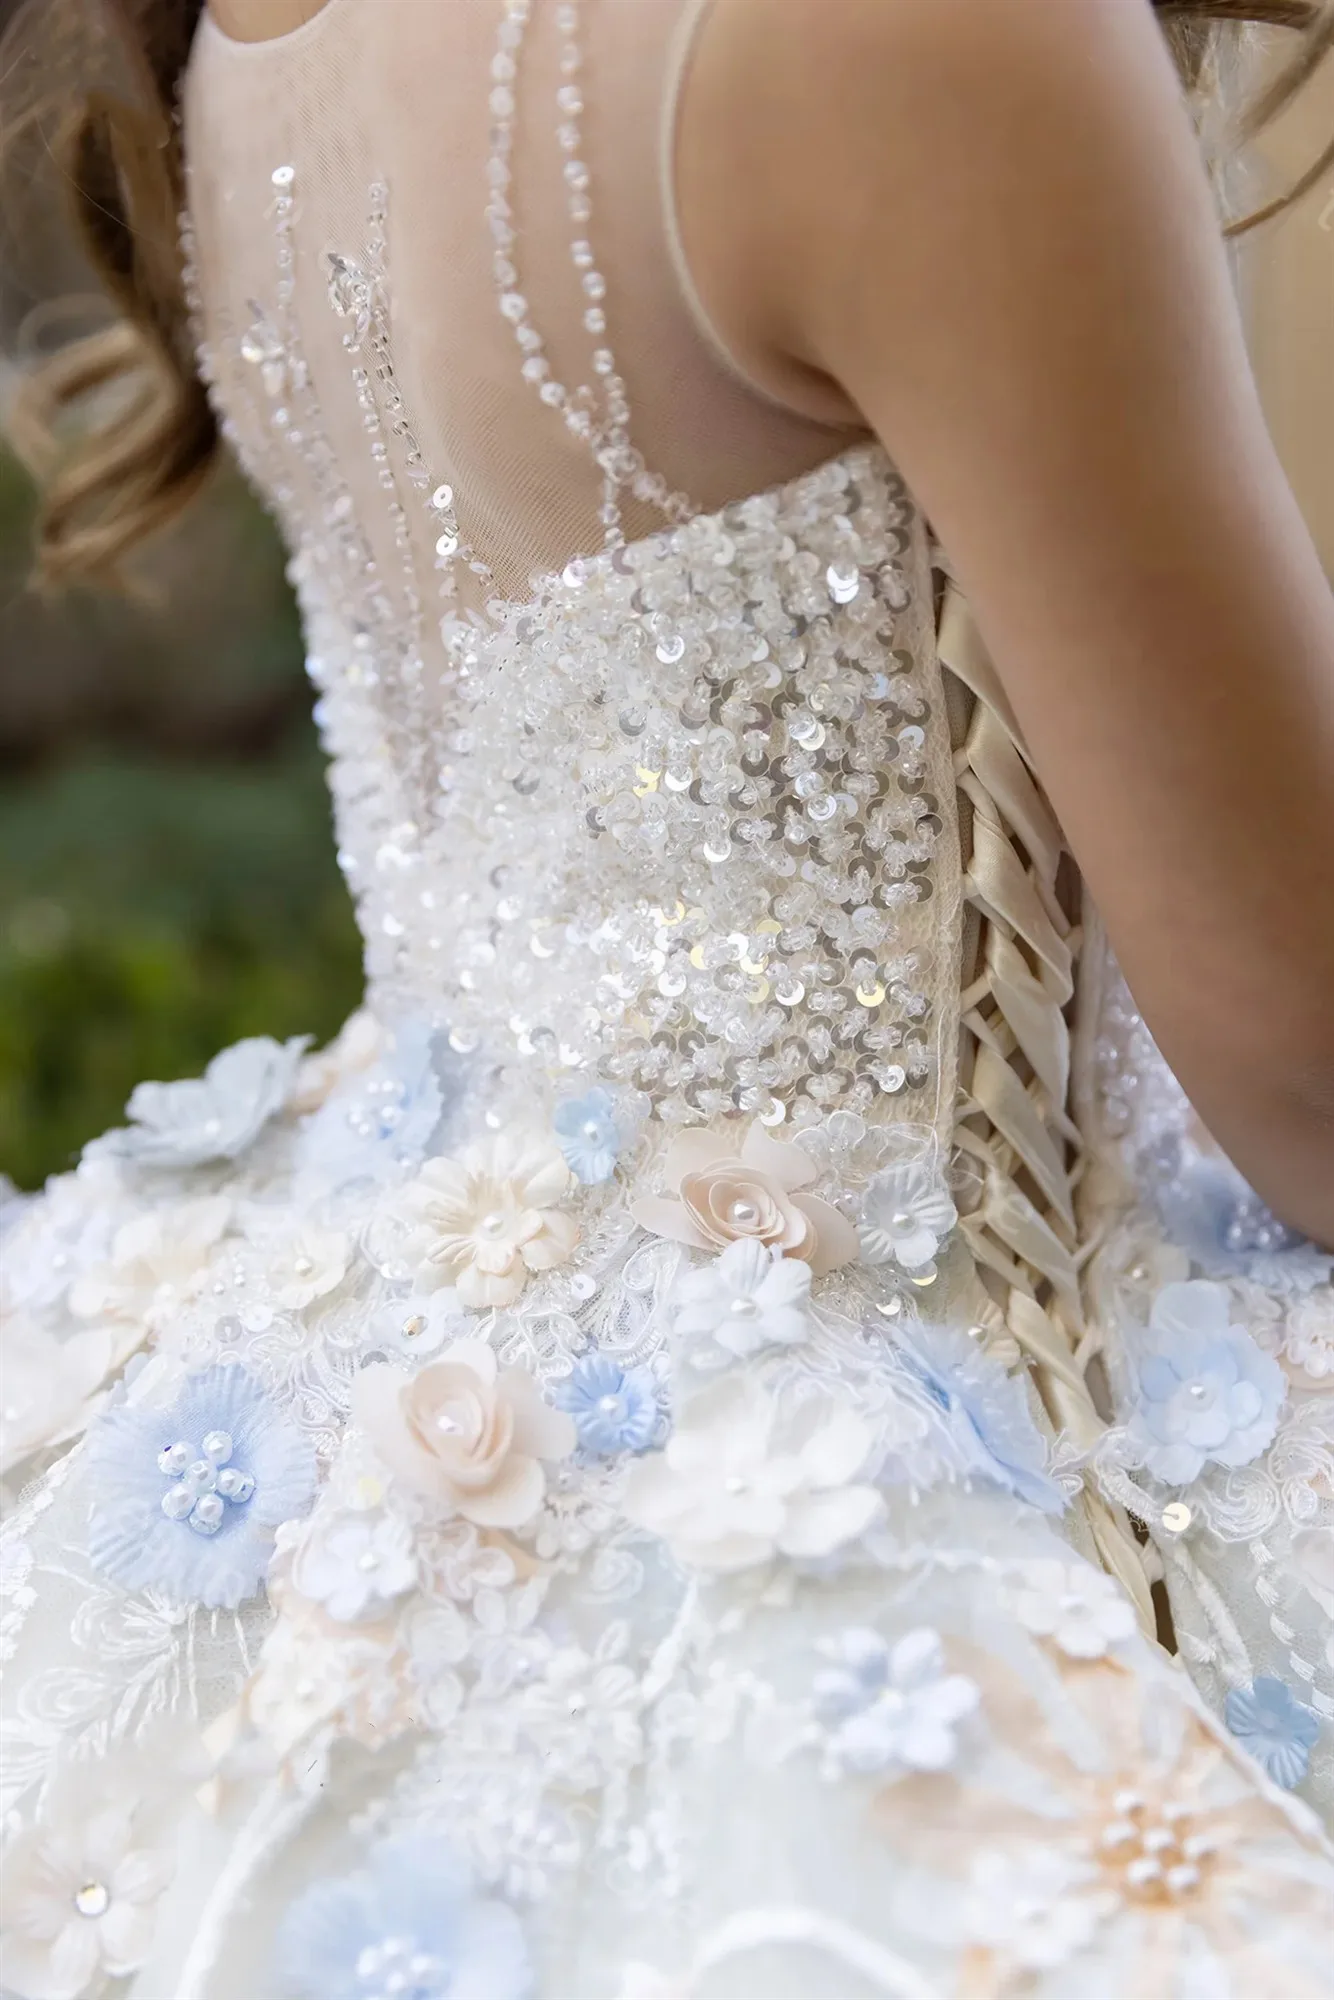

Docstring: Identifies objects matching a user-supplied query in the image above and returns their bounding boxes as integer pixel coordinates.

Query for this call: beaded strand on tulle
[486,0,695,560]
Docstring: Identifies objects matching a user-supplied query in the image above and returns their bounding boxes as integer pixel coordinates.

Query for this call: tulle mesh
[182,0,851,609]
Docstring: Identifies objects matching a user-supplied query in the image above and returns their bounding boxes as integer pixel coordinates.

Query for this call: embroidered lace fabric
[1,5,1330,1998]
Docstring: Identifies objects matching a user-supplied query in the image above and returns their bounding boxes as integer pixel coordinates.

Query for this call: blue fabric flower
[297,1017,460,1196]
[1224,1676,1320,1790]
[85,1366,317,1610]
[1156,1148,1332,1293]
[1129,1281,1286,1487]
[96,1035,308,1170]
[279,1837,530,2000]
[553,1087,623,1185]
[554,1353,659,1456]
[895,1322,1064,1515]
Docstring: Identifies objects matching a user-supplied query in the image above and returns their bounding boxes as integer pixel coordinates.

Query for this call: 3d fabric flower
[85,1365,317,1610]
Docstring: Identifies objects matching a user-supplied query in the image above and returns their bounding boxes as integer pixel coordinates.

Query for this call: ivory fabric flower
[1128,1281,1286,1485]
[253,1221,351,1312]
[353,1341,574,1527]
[289,1008,384,1113]
[1009,1558,1138,1659]
[0,1311,115,1477]
[1281,1294,1334,1387]
[813,1625,980,1777]
[630,1124,858,1276]
[398,1133,579,1308]
[0,1775,174,2000]
[857,1158,958,1272]
[964,1845,1112,1972]
[292,1509,419,1623]
[622,1374,879,1571]
[671,1238,812,1358]
[68,1195,231,1334]
[97,1035,307,1170]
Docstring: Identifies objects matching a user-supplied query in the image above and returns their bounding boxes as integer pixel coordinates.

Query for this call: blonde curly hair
[2,0,1331,588]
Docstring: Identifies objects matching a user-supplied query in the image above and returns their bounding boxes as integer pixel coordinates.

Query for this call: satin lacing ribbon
[934,557,1156,1633]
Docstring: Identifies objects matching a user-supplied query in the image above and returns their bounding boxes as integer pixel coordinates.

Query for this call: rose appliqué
[354,1340,574,1527]
[630,1124,857,1275]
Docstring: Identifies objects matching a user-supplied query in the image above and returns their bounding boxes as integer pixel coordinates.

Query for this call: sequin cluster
[377,449,951,1125]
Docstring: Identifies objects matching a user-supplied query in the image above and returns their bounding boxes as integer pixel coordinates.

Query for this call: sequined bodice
[181,1,961,1140]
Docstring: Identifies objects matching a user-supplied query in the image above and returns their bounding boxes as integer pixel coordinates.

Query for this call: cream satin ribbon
[937,570,1156,1633]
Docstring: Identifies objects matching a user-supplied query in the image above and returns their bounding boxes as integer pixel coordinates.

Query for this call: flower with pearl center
[630,1124,857,1275]
[622,1372,879,1571]
[1009,1558,1138,1659]
[397,1133,579,1308]
[292,1508,419,1624]
[671,1237,812,1358]
[553,1086,625,1185]
[68,1195,231,1336]
[1129,1281,1286,1486]
[354,1340,574,1527]
[857,1156,958,1273]
[553,1353,659,1455]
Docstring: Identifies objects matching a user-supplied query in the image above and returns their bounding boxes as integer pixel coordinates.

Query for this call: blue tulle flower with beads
[279,1838,530,2000]
[85,1365,316,1610]
[895,1321,1065,1515]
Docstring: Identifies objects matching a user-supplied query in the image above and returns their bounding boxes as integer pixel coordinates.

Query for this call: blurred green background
[0,445,364,1190]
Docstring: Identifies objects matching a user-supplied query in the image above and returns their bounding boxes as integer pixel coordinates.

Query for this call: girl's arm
[674,0,1334,1242]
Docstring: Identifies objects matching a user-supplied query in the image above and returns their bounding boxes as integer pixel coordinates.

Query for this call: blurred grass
[0,746,364,1187]
[0,443,364,1192]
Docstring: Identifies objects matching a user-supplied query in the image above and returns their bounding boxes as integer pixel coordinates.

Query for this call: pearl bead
[728,1199,760,1228]
[477,1212,508,1237]
[161,1484,196,1522]
[891,1211,912,1230]
[401,1314,427,1341]
[724,1475,746,1494]
[201,1430,233,1465]
[293,1256,314,1278]
[157,1442,191,1478]
[597,1393,624,1415]
[216,1467,255,1504]
[729,1297,759,1317]
[74,1881,109,1918]
[358,1551,380,1572]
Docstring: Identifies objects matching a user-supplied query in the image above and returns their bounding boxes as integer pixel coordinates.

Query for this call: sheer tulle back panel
[183,0,848,613]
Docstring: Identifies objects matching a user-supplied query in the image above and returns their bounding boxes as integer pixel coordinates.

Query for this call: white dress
[2,4,1331,1997]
